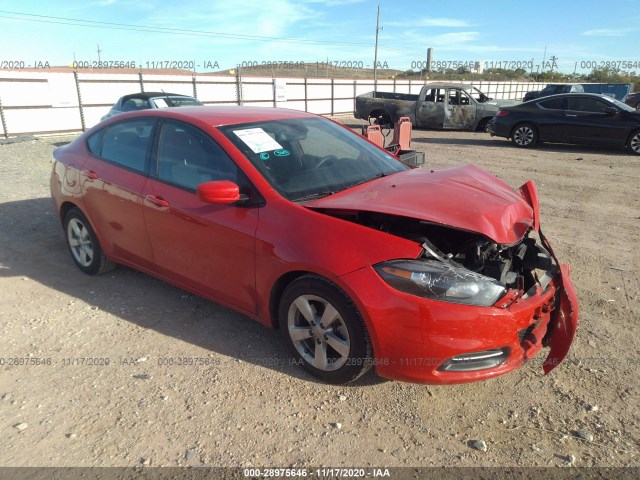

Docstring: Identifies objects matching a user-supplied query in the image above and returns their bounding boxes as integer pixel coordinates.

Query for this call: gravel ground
[0,120,639,468]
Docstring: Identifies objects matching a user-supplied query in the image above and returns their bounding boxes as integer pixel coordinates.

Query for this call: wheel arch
[269,270,365,331]
[368,109,392,125]
[269,270,315,329]
[59,201,81,225]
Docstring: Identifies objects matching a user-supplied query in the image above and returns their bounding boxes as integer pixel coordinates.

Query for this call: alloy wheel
[287,294,351,371]
[513,126,534,146]
[67,218,94,267]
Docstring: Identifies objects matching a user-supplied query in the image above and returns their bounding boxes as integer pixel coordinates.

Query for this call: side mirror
[603,107,618,116]
[196,180,241,204]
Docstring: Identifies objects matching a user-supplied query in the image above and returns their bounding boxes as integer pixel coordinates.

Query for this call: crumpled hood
[305,165,534,245]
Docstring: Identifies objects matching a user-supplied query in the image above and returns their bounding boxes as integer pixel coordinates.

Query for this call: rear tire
[279,275,372,384]
[628,130,640,155]
[511,123,538,148]
[64,208,115,275]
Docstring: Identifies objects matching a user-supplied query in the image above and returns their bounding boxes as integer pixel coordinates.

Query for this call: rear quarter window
[86,129,105,155]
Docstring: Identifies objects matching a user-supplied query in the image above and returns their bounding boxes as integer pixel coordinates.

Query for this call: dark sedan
[490,93,640,155]
[101,92,203,120]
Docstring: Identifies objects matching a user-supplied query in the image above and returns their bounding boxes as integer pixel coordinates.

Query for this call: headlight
[374,259,506,307]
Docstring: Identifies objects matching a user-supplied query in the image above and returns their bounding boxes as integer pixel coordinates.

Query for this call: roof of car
[123,92,194,100]
[120,105,316,127]
[423,82,478,90]
[522,92,616,104]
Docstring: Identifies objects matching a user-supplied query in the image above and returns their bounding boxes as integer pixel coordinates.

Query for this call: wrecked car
[51,106,578,385]
[355,82,519,132]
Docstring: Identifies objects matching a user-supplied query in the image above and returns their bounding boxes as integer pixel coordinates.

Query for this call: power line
[0,9,416,56]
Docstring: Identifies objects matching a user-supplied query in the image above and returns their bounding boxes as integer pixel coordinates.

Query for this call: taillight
[495,111,510,117]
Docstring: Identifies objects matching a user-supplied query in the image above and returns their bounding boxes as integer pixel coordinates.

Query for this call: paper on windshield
[234,128,282,153]
[153,98,169,108]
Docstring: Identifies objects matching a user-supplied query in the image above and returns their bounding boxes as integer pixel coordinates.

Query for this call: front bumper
[340,263,577,384]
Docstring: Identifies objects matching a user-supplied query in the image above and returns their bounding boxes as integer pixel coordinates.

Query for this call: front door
[443,89,476,130]
[563,96,629,145]
[141,119,260,314]
[415,87,445,128]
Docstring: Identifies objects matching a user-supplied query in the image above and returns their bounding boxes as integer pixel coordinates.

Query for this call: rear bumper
[489,119,512,139]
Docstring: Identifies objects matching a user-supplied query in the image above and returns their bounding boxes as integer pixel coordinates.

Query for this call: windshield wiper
[293,191,337,202]
[350,172,388,188]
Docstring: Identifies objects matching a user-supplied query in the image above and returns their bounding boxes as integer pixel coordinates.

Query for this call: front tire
[279,275,372,384]
[64,208,115,275]
[476,118,491,133]
[628,130,640,155]
[511,123,538,148]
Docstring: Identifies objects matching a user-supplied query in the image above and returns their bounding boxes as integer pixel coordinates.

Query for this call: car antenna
[161,89,171,106]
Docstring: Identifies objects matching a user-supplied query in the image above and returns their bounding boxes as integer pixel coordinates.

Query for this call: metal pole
[192,75,197,99]
[0,97,8,139]
[373,4,381,93]
[235,66,243,106]
[330,78,334,116]
[73,70,86,132]
[272,78,277,108]
[304,76,308,112]
[353,80,357,110]
[139,71,144,93]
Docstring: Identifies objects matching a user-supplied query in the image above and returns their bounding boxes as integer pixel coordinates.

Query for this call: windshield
[602,95,636,113]
[219,117,408,202]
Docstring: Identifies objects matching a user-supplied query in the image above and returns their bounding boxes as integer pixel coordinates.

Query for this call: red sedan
[50,106,578,385]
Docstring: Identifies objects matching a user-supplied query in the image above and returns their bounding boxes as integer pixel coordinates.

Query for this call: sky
[1,0,639,74]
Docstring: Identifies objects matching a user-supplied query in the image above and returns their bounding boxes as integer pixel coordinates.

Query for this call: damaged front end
[320,180,578,376]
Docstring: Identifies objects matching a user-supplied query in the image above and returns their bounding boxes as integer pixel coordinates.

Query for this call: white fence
[0,70,549,137]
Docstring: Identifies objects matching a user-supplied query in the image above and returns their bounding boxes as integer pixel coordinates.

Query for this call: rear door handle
[83,170,99,180]
[145,194,170,208]
[564,114,577,117]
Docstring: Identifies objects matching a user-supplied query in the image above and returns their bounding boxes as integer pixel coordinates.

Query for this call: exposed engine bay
[324,210,558,298]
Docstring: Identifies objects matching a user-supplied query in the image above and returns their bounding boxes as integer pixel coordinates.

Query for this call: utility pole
[373,4,381,93]
[97,43,102,62]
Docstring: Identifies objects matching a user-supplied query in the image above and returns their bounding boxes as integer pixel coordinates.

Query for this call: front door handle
[146,194,170,208]
[564,114,577,117]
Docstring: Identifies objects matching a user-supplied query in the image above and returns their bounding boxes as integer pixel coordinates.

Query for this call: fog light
[438,348,510,372]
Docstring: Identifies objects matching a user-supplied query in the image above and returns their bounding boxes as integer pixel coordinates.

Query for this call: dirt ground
[0,119,639,469]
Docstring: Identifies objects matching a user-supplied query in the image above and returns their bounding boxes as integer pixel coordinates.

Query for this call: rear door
[81,118,156,269]
[141,119,260,314]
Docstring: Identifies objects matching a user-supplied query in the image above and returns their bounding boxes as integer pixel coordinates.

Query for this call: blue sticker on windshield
[274,149,290,157]
[260,152,270,161]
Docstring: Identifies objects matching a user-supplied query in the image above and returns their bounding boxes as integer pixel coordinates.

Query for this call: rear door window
[538,97,566,110]
[98,118,156,173]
